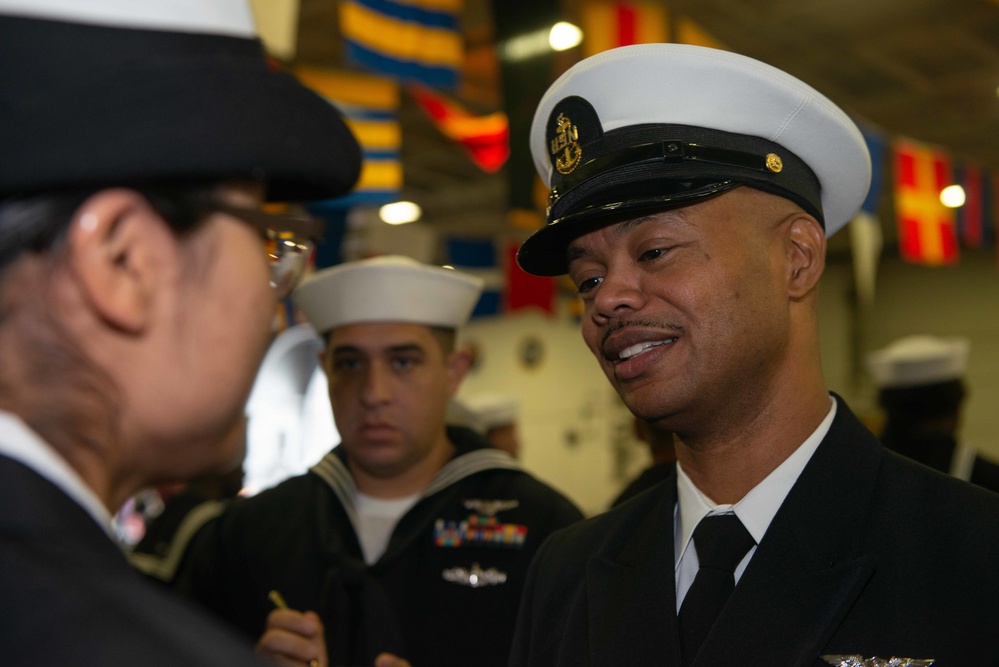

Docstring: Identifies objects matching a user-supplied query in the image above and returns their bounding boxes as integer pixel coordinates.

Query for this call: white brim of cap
[292,257,485,334]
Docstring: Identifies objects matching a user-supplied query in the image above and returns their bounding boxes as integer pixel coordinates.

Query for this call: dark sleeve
[170,511,231,616]
[508,526,586,667]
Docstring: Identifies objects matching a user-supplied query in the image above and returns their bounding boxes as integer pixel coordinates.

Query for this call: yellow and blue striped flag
[339,0,464,90]
[295,66,402,208]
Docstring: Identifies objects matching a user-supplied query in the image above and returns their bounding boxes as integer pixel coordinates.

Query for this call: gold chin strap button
[765,153,783,173]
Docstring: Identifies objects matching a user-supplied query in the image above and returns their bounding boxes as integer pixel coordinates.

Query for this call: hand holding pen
[256,590,326,667]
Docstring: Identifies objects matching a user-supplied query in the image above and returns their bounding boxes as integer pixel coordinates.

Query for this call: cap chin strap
[548,139,784,211]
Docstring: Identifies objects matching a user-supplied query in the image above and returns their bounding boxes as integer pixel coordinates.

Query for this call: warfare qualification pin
[442,562,507,588]
[821,655,935,666]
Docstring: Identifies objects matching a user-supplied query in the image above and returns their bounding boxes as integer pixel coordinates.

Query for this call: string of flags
[275,1,999,321]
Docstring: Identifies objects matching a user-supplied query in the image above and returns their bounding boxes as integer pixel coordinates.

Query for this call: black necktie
[678,514,756,666]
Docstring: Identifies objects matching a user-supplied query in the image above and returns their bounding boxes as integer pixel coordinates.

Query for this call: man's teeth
[618,339,674,360]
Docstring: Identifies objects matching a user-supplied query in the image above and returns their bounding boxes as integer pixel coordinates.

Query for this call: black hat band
[546,124,823,228]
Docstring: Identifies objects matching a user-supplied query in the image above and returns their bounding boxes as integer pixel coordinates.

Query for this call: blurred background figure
[868,335,999,491]
[452,393,523,459]
[610,417,676,508]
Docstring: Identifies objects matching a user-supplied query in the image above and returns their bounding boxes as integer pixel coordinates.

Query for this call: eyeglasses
[210,203,326,298]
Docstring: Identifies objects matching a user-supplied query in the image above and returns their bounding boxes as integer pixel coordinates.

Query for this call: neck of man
[674,364,830,505]
[349,430,456,499]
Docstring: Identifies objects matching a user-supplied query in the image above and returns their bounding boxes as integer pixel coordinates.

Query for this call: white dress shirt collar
[0,409,114,536]
[675,396,837,572]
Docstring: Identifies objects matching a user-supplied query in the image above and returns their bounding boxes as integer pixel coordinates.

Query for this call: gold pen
[268,589,290,610]
[267,590,320,667]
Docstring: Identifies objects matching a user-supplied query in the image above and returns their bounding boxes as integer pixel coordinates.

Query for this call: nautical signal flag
[957,163,989,249]
[893,139,959,266]
[504,242,555,315]
[339,0,464,90]
[408,84,510,172]
[295,67,402,208]
[446,237,503,317]
[581,2,668,57]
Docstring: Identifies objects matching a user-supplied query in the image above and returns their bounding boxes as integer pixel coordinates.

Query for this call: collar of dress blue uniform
[310,426,522,532]
[517,123,823,277]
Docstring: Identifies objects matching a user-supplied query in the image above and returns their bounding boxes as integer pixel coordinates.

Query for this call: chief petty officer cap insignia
[516,43,872,276]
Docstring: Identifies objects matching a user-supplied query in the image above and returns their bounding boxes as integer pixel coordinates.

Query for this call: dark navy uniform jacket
[176,426,583,667]
[509,398,999,667]
[0,455,267,666]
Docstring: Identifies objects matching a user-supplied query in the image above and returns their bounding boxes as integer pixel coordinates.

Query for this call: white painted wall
[458,309,649,516]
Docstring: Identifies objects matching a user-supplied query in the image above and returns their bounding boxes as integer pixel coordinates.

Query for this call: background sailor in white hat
[867,335,999,490]
[175,255,582,667]
[0,0,360,665]
[509,44,999,667]
[450,393,523,459]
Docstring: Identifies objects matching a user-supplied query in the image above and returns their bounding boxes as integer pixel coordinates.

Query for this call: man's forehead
[329,321,436,349]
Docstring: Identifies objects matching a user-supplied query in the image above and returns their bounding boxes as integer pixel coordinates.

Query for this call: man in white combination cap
[176,256,582,667]
[867,335,999,491]
[0,0,360,665]
[509,44,999,666]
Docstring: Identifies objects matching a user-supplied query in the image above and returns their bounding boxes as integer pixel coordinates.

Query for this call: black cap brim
[0,16,361,202]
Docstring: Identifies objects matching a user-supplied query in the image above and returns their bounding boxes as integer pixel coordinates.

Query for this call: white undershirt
[355,491,420,565]
[0,409,114,536]
[674,397,837,611]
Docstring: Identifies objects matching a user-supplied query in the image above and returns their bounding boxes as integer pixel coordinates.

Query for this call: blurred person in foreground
[867,334,999,492]
[174,256,583,667]
[0,0,362,664]
[509,44,999,666]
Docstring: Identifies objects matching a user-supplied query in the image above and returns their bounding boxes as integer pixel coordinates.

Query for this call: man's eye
[639,247,667,262]
[392,357,417,370]
[331,358,361,372]
[577,276,603,294]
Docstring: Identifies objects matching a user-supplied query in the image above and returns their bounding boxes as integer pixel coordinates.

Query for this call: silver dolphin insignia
[442,562,507,588]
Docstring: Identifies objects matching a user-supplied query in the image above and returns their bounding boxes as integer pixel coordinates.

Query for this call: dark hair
[0,184,218,275]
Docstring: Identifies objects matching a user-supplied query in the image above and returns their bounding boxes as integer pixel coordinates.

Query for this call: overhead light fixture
[502,29,551,61]
[549,22,583,52]
[939,184,966,208]
[379,201,422,225]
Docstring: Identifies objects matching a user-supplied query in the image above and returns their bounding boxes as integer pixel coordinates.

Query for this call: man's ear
[445,346,474,395]
[784,214,826,300]
[66,189,171,334]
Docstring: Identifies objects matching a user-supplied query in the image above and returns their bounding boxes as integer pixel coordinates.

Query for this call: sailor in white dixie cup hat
[867,335,999,490]
[293,255,484,333]
[451,393,523,459]
[176,255,583,667]
[509,44,999,667]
